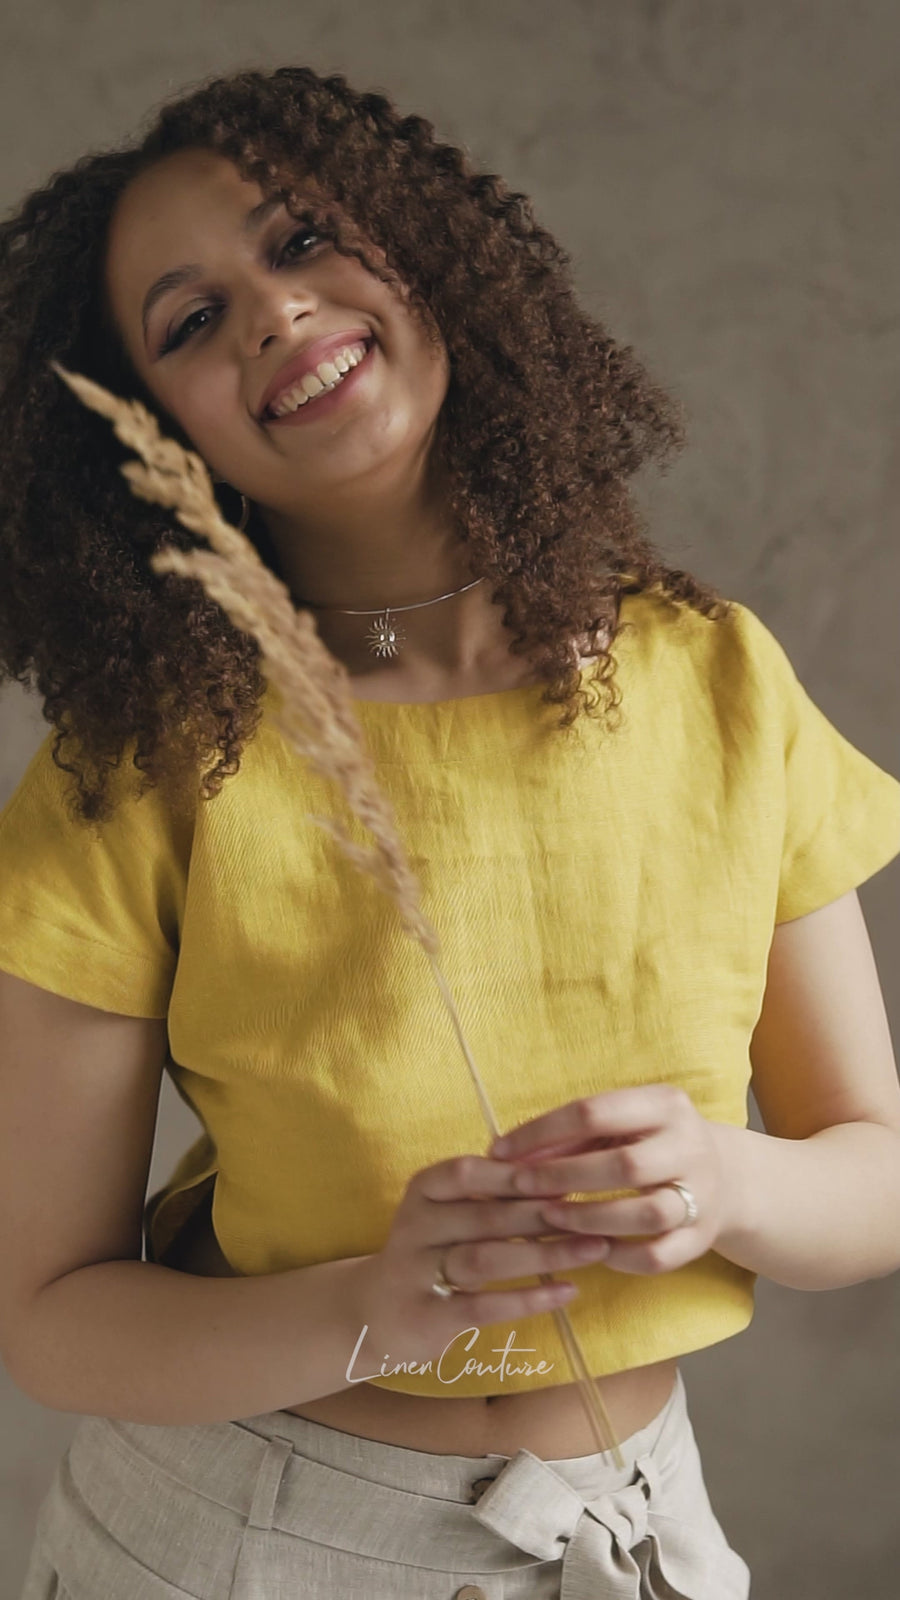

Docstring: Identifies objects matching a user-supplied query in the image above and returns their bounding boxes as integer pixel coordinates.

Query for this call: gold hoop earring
[211,476,251,533]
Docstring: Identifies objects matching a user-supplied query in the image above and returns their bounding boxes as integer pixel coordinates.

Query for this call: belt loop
[246,1435,295,1531]
[633,1450,661,1501]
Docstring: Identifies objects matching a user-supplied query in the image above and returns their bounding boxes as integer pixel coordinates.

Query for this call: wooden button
[468,1474,498,1502]
[454,1587,488,1600]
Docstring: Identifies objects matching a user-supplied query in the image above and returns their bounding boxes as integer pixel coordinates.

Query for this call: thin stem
[426,950,625,1468]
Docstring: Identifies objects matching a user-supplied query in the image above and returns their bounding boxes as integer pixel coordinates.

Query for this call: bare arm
[711,1118,900,1291]
[11,1252,371,1425]
[712,889,900,1291]
[0,969,371,1424]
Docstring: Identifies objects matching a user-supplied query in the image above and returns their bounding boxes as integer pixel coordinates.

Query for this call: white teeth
[268,341,369,417]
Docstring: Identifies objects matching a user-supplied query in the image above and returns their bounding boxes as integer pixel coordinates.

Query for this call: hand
[348,1151,613,1373]
[488,1084,741,1277]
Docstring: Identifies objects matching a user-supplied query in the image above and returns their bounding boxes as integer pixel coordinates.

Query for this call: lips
[257,329,373,419]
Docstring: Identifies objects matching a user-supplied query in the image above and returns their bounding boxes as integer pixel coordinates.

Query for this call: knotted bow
[469,1447,749,1599]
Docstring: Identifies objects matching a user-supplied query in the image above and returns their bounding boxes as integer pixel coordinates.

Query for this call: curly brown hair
[0,64,731,827]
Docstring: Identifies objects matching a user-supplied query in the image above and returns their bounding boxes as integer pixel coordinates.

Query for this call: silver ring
[430,1251,466,1298]
[666,1180,699,1227]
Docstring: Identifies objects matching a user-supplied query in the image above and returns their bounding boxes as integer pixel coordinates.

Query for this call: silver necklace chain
[303,576,486,660]
[210,476,485,660]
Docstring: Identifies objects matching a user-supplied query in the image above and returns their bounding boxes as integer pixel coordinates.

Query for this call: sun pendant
[365,610,406,659]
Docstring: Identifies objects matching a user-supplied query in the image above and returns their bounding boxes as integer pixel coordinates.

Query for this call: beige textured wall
[2,4,898,1597]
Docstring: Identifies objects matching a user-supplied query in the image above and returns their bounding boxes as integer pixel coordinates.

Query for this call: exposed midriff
[165,1185,679,1460]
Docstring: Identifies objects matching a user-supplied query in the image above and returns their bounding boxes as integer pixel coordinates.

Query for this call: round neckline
[347,654,604,711]
[349,675,550,710]
[262,656,604,719]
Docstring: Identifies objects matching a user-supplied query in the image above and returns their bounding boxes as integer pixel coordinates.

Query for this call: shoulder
[614,586,785,694]
[1,726,197,860]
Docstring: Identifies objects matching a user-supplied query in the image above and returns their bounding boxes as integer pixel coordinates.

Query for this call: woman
[2,64,899,1600]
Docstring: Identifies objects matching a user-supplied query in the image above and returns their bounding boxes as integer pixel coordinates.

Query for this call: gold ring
[431,1250,466,1297]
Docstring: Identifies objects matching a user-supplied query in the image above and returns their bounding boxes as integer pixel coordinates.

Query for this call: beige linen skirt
[18,1367,750,1599]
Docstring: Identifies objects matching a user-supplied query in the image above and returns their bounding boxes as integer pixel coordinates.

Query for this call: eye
[158,228,325,355]
[278,225,323,263]
[159,304,218,356]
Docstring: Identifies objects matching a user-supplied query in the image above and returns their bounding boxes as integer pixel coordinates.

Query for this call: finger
[539,1184,695,1238]
[413,1153,525,1202]
[451,1280,581,1321]
[490,1085,688,1160]
[442,1231,612,1292]
[405,1190,572,1249]
[485,1130,613,1162]
[507,1132,685,1199]
[584,1226,699,1277]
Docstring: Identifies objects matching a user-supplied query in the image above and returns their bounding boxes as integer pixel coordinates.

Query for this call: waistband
[67,1370,746,1595]
[231,1368,685,1500]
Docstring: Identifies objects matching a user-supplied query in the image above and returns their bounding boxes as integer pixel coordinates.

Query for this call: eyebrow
[140,195,287,339]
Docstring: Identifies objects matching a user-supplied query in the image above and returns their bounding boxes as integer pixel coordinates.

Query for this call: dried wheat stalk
[50,359,626,1467]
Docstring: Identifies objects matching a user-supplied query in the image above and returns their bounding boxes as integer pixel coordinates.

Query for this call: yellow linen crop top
[1,589,898,1399]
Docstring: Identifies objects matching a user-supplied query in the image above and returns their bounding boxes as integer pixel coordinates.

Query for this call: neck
[258,475,521,682]
[310,578,524,684]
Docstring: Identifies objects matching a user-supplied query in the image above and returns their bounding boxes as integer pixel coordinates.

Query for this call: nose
[236,271,318,355]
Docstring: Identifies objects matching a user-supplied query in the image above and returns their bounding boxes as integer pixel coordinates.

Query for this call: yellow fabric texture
[1,590,898,1398]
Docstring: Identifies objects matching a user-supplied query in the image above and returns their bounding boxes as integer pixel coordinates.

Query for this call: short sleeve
[735,604,900,923]
[0,732,190,1016]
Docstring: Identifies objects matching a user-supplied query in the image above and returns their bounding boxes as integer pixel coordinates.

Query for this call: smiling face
[102,146,451,521]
